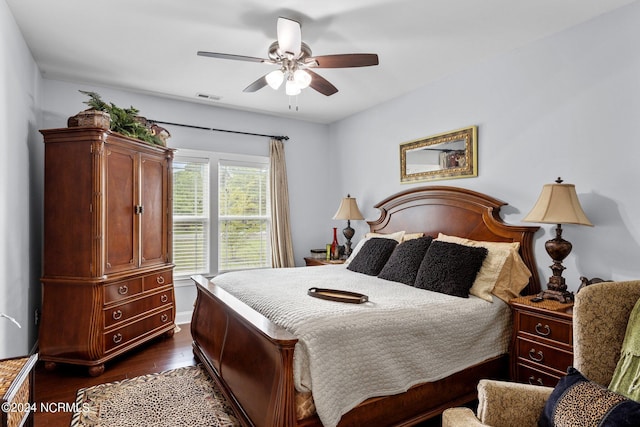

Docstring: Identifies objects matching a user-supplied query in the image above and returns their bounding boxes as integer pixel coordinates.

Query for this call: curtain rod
[149,119,289,141]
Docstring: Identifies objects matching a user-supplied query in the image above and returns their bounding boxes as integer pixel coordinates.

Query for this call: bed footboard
[191,275,298,427]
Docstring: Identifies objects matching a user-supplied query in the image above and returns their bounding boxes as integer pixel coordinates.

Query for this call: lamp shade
[523,181,593,226]
[333,195,364,220]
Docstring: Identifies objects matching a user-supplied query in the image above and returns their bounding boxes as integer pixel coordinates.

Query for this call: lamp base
[342,221,355,257]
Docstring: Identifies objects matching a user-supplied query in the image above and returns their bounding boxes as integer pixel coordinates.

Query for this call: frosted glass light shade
[266,70,284,90]
[293,69,311,89]
[285,79,301,96]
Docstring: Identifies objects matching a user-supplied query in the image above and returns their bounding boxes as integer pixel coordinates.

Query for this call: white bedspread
[213,265,511,427]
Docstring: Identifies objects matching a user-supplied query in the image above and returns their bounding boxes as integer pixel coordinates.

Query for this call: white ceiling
[6,0,636,124]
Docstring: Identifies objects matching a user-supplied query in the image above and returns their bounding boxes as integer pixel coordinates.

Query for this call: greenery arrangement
[79,90,164,145]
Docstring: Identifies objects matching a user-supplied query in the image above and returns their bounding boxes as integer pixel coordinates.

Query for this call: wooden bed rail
[191,275,298,427]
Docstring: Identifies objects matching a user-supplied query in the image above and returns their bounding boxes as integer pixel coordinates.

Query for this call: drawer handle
[535,322,551,336]
[118,285,128,295]
[528,348,544,362]
[156,276,165,285]
[113,333,123,344]
[161,314,169,323]
[112,310,123,320]
[160,294,168,303]
[528,376,544,386]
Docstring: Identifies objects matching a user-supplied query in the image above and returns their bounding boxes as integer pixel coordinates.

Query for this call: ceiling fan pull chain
[288,96,299,111]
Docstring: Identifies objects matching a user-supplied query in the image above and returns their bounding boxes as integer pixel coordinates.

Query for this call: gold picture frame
[400,125,477,183]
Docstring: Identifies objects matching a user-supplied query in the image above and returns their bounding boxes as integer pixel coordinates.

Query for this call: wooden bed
[190,186,541,427]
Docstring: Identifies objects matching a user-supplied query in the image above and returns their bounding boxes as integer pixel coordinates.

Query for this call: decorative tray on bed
[307,287,369,304]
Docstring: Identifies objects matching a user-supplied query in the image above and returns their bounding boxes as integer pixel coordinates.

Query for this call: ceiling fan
[197,17,379,97]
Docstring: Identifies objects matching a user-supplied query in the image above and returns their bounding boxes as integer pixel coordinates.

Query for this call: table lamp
[333,194,364,257]
[523,178,593,302]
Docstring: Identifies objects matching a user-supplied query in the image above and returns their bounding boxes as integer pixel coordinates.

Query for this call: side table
[0,354,37,427]
[304,257,345,266]
[510,295,573,387]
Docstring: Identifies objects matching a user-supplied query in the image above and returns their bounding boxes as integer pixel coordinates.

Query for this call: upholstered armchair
[442,280,640,427]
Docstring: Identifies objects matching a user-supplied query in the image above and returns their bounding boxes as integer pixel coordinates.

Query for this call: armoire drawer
[103,289,174,328]
[104,307,174,353]
[104,278,143,304]
[143,270,173,292]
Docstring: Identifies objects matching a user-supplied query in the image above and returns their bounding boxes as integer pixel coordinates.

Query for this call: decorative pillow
[364,230,405,242]
[436,233,518,302]
[413,240,488,298]
[608,297,640,401]
[347,238,398,276]
[401,232,425,242]
[540,368,640,427]
[378,236,434,285]
[345,231,405,266]
[490,250,532,303]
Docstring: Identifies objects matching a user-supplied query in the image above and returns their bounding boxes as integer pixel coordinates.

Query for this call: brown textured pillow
[414,240,488,298]
[378,236,434,285]
[347,238,398,276]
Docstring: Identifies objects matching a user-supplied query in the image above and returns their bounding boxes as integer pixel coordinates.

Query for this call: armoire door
[105,143,138,274]
[139,151,170,268]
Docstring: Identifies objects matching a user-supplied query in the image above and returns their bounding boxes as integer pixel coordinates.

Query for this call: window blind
[172,158,210,276]
[218,160,270,271]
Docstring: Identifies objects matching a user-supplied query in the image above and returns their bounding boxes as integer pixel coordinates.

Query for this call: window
[172,156,210,277]
[172,150,270,278]
[218,160,270,271]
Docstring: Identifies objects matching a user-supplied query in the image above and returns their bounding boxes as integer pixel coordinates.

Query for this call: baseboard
[176,310,193,325]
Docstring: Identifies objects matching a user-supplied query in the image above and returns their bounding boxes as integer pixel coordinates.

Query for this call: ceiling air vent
[196,93,222,101]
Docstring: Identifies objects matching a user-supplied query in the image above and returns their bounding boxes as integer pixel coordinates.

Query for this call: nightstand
[304,257,345,266]
[510,295,573,387]
[1,354,37,427]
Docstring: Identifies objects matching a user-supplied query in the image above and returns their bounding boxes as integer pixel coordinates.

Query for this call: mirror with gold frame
[400,126,477,183]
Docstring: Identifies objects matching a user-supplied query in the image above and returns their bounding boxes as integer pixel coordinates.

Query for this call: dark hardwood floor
[34,324,445,426]
[34,324,196,427]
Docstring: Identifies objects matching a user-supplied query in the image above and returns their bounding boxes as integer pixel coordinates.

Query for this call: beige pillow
[365,230,405,242]
[401,232,425,242]
[436,233,521,302]
[345,231,406,265]
[491,249,532,303]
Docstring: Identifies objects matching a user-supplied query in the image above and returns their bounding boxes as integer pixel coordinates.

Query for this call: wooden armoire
[39,127,175,376]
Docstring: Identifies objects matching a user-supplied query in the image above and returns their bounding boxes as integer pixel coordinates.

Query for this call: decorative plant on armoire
[68,90,170,146]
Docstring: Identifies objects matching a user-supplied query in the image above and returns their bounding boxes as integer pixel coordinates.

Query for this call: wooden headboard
[368,186,541,295]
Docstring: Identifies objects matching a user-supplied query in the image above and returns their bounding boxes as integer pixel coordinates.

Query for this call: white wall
[0,0,42,357]
[6,0,640,357]
[41,80,334,317]
[330,2,640,292]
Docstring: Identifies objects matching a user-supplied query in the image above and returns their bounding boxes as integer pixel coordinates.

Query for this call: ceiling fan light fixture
[293,69,311,89]
[277,17,302,57]
[285,78,301,96]
[266,69,284,90]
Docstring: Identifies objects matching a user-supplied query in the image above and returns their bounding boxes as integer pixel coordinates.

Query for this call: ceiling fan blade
[197,51,272,64]
[243,75,269,93]
[307,70,338,96]
[307,53,379,68]
[277,17,301,57]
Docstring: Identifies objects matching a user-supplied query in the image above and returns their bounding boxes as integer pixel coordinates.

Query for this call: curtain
[269,138,295,268]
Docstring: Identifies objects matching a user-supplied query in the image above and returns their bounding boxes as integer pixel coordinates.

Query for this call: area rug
[70,365,239,427]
